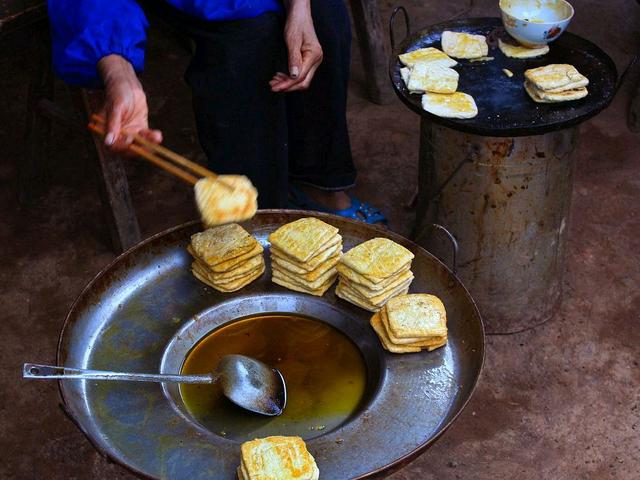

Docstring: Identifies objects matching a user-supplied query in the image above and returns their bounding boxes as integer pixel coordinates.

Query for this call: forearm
[98,55,141,90]
[284,0,311,13]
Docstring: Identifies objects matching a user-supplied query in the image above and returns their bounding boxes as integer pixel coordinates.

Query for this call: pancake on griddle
[421,92,478,119]
[441,31,488,59]
[524,64,589,103]
[398,47,457,68]
[407,63,459,94]
[498,38,549,58]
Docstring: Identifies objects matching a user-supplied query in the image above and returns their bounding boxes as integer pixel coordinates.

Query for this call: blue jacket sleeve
[48,0,149,87]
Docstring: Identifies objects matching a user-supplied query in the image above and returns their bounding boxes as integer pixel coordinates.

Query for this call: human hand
[97,54,162,152]
[270,0,323,92]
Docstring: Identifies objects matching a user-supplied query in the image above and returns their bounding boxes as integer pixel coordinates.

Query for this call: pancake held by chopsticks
[441,31,488,59]
[238,436,319,480]
[422,92,478,119]
[269,217,341,296]
[195,175,257,227]
[189,224,264,292]
[498,38,549,58]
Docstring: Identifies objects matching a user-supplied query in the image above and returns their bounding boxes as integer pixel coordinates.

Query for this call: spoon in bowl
[23,354,286,416]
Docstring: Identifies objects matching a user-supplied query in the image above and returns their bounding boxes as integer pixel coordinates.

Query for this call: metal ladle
[23,354,287,416]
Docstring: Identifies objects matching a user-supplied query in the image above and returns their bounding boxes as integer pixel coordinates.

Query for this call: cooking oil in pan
[180,313,367,441]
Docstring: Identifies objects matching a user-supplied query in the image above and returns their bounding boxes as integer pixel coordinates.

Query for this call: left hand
[270,0,323,92]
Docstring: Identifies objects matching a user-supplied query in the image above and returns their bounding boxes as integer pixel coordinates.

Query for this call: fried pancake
[190,224,257,266]
[407,63,459,94]
[336,262,411,291]
[271,239,342,273]
[524,81,588,103]
[268,218,339,263]
[400,67,412,87]
[441,31,488,59]
[380,307,447,346]
[272,252,341,282]
[240,436,319,480]
[422,91,478,119]
[498,38,549,58]
[370,312,421,353]
[524,64,588,91]
[386,294,447,339]
[398,47,457,68]
[340,238,414,281]
[192,262,265,292]
[191,259,263,287]
[272,263,338,291]
[340,277,413,307]
[335,282,381,312]
[194,175,257,227]
[336,280,410,312]
[206,242,264,273]
[272,271,336,296]
[345,269,414,298]
[192,253,263,282]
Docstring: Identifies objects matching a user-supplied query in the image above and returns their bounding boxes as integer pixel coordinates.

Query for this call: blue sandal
[288,184,387,225]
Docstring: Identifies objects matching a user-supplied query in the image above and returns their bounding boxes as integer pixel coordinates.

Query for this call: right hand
[97,54,162,152]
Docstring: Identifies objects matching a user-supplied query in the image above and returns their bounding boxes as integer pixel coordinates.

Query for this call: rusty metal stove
[389,13,619,332]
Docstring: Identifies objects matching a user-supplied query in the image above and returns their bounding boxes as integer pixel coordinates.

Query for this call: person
[48,0,386,223]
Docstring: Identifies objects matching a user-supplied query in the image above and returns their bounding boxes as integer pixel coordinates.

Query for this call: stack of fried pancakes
[268,217,342,296]
[188,223,264,292]
[335,238,414,312]
[370,293,448,353]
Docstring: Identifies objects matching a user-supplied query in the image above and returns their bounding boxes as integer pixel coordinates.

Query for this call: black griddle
[389,17,618,137]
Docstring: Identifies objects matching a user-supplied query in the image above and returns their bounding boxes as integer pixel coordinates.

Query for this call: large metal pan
[57,210,484,479]
[388,14,618,137]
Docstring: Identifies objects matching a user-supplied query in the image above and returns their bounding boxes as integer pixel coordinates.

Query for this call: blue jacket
[48,0,283,87]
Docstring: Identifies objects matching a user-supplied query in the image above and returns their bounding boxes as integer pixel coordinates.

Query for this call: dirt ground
[1,0,639,478]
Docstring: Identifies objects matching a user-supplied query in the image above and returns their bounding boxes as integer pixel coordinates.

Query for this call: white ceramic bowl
[499,0,574,47]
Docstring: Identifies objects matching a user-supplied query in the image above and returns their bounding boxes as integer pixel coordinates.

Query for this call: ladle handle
[23,363,215,384]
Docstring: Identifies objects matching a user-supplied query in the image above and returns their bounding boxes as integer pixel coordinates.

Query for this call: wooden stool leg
[20,24,54,204]
[74,90,141,253]
[349,0,393,104]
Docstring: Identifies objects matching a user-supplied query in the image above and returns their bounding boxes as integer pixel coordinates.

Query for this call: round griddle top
[389,17,618,137]
[56,211,484,479]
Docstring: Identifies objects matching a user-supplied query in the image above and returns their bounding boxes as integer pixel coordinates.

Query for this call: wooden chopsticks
[88,114,216,186]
